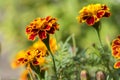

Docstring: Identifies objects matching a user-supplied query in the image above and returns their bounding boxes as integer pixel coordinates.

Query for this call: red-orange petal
[86,16,95,25]
[82,16,89,20]
[97,10,105,18]
[31,29,39,33]
[47,27,55,34]
[28,33,37,41]
[103,12,111,17]
[33,60,39,65]
[26,27,31,34]
[18,58,24,62]
[38,30,47,40]
[53,23,59,30]
[46,16,51,21]
[117,36,120,39]
[113,39,120,46]
[112,50,118,58]
[102,5,107,10]
[114,61,120,69]
[44,25,51,30]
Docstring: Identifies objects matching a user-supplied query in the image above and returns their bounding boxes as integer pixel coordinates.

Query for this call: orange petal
[28,33,37,41]
[113,39,120,46]
[97,10,105,18]
[114,61,120,69]
[26,27,31,34]
[46,16,51,21]
[20,70,29,80]
[47,27,55,34]
[11,61,20,69]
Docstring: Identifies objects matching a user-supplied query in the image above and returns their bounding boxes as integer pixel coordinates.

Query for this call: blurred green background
[0,0,120,79]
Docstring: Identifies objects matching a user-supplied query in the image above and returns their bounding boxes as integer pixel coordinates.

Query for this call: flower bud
[96,71,105,80]
[80,70,88,80]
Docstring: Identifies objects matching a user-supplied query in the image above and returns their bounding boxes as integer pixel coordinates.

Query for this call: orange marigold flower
[11,37,58,68]
[112,36,120,59]
[11,48,46,68]
[26,16,59,40]
[114,61,120,69]
[77,4,111,26]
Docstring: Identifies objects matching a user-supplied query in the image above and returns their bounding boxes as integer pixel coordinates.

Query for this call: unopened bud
[96,71,105,80]
[80,70,88,80]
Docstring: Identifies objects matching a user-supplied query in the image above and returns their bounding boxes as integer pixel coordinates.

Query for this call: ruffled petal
[103,12,111,17]
[38,31,47,40]
[28,33,37,41]
[86,16,95,25]
[97,10,105,18]
[114,61,120,69]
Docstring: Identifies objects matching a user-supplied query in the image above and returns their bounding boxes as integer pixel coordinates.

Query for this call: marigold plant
[10,3,120,80]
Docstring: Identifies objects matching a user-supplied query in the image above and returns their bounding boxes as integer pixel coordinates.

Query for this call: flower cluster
[77,4,111,26]
[11,37,57,68]
[112,36,120,68]
[11,3,117,79]
[26,16,59,40]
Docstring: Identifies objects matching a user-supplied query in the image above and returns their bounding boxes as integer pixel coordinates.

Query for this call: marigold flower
[11,48,46,68]
[114,61,120,69]
[11,37,58,68]
[77,4,111,26]
[26,16,59,40]
[112,36,120,59]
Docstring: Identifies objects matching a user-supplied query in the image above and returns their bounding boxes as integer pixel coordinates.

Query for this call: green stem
[36,72,41,80]
[93,21,104,52]
[72,34,76,56]
[105,62,116,80]
[49,50,58,79]
[43,35,58,79]
[28,69,34,80]
[95,29,104,53]
[30,63,41,80]
[93,23,116,79]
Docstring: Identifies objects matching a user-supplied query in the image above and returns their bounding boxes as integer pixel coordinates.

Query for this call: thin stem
[94,28,115,79]
[72,34,76,56]
[49,50,58,79]
[36,72,41,80]
[43,35,58,79]
[29,63,41,80]
[27,64,34,80]
[95,29,104,53]
[28,70,34,80]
